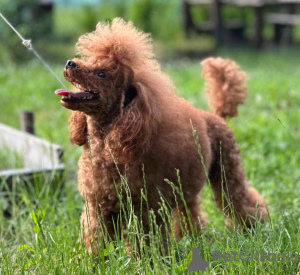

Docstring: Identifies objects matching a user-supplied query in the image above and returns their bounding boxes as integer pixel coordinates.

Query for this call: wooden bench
[265,11,300,43]
[182,0,246,46]
[220,0,300,46]
[182,0,300,48]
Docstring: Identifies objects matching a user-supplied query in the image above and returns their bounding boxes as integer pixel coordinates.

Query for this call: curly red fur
[104,83,155,163]
[69,111,87,146]
[60,18,267,253]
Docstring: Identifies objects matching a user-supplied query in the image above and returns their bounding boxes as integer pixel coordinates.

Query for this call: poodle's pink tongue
[55,89,70,96]
[55,89,96,99]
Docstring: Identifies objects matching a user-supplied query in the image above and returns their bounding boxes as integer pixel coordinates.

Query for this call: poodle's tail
[201,57,247,118]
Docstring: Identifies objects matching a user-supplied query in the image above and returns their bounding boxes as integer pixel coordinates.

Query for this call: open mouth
[55,89,99,103]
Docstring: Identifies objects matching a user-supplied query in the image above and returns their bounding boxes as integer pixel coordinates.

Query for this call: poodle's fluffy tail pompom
[201,57,247,118]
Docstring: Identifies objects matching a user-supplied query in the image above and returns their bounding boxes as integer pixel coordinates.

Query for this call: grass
[0,147,23,170]
[0,48,300,274]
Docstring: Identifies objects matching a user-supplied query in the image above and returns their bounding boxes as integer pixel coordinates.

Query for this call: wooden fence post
[20,111,35,135]
[212,0,223,47]
[254,6,264,48]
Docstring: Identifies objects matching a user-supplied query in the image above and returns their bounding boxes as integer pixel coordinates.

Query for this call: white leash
[0,13,67,88]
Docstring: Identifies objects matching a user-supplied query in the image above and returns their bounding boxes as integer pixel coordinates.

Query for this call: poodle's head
[60,56,135,118]
[57,18,159,119]
[57,18,174,162]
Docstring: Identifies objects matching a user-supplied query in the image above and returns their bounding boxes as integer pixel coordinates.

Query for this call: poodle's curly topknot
[76,18,160,71]
[201,57,247,118]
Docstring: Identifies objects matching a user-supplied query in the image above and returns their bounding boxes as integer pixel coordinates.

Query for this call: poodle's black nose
[66,60,76,68]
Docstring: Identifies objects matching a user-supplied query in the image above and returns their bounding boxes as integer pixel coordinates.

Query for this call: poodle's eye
[96,72,105,79]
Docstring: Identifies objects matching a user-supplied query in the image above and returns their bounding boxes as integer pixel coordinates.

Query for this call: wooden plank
[195,21,215,32]
[265,13,300,25]
[0,123,63,170]
[195,20,244,32]
[185,0,212,6]
[220,0,265,7]
[0,165,64,179]
[0,165,64,188]
[0,165,64,187]
[223,0,300,6]
[277,0,300,3]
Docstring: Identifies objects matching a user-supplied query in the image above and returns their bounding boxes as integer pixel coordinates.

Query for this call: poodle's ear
[105,81,154,163]
[69,111,87,146]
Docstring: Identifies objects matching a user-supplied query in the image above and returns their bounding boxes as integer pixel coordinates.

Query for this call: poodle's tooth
[68,94,71,98]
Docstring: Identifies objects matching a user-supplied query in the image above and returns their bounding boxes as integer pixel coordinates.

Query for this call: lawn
[0,48,300,274]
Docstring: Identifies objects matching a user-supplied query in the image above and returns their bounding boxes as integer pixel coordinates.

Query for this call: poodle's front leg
[172,196,207,240]
[79,202,118,253]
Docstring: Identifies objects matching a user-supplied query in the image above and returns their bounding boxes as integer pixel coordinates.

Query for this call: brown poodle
[55,18,267,252]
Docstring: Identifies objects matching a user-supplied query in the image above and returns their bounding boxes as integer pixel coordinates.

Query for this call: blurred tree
[75,0,128,33]
[0,0,53,62]
[128,0,181,41]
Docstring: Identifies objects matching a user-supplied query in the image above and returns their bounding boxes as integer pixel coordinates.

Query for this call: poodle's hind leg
[172,196,207,240]
[209,130,267,228]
